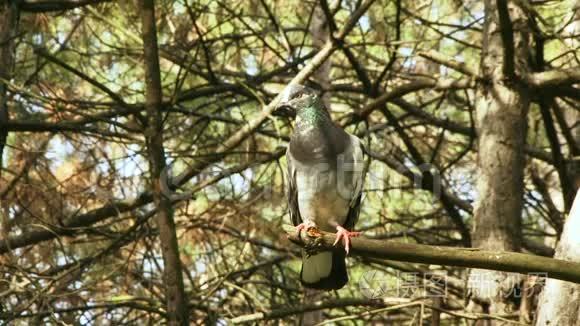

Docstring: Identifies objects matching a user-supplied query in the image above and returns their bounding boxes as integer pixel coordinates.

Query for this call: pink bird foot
[295,221,317,237]
[333,226,361,255]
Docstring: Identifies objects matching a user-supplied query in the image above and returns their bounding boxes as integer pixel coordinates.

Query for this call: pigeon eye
[289,93,302,101]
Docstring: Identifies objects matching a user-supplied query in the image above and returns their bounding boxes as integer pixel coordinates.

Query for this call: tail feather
[300,251,348,290]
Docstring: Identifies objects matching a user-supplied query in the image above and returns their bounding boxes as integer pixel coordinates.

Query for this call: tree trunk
[140,0,189,324]
[0,0,18,314]
[309,2,332,109]
[533,6,580,324]
[535,191,580,325]
[0,0,18,173]
[468,0,532,322]
[564,0,580,195]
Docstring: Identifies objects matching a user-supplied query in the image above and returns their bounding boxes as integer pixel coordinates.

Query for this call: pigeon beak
[274,103,295,118]
[273,86,296,117]
[274,85,300,117]
[274,84,312,118]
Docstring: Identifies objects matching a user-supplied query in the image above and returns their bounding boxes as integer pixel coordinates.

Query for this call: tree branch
[418,50,478,77]
[230,297,390,324]
[526,69,580,88]
[538,97,575,212]
[358,78,473,119]
[1,120,135,139]
[377,106,472,245]
[0,0,379,257]
[496,0,516,79]
[19,0,112,12]
[34,47,128,106]
[283,225,580,284]
[0,194,153,254]
[174,0,377,185]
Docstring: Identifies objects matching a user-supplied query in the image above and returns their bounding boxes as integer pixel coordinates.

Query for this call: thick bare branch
[496,0,516,79]
[284,225,580,284]
[526,69,580,88]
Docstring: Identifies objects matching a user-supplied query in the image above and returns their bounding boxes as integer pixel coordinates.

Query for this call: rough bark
[468,0,532,322]
[140,0,189,324]
[535,191,580,325]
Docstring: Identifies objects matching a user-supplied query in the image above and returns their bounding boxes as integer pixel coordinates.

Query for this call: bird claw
[333,226,361,255]
[296,222,323,257]
[295,221,319,237]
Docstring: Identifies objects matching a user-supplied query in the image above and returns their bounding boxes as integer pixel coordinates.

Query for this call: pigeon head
[276,84,320,113]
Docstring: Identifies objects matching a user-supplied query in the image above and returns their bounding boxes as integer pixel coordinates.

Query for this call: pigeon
[279,84,365,290]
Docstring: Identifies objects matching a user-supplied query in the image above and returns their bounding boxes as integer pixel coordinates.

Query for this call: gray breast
[289,122,350,164]
[294,165,352,231]
[290,136,361,231]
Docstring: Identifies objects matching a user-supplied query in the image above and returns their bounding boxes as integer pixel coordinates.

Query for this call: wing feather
[343,136,366,231]
[286,146,302,226]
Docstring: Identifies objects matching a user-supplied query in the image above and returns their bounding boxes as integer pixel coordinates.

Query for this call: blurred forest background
[0,0,579,325]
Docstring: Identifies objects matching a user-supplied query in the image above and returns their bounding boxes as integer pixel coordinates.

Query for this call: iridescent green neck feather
[295,97,330,129]
[289,96,349,162]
